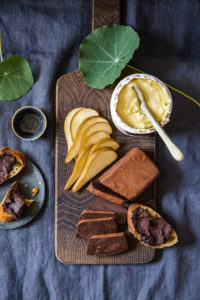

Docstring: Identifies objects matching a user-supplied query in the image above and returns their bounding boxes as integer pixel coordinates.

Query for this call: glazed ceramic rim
[110,73,173,135]
[12,106,47,141]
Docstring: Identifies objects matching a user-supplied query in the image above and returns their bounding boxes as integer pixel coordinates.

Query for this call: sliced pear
[65,116,108,162]
[70,108,99,141]
[72,148,118,192]
[64,138,119,190]
[66,120,112,163]
[64,107,83,151]
[82,122,112,142]
[88,138,119,155]
[79,131,111,153]
[64,146,91,190]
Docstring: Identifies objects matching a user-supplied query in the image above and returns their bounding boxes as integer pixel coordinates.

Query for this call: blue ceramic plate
[0,160,45,229]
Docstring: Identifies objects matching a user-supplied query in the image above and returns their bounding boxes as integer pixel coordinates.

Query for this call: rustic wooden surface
[55,0,156,264]
[92,0,120,30]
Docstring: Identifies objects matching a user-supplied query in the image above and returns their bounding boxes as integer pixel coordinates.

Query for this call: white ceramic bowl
[110,73,173,135]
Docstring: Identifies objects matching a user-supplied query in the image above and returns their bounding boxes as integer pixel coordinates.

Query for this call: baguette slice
[0,146,26,185]
[128,203,178,249]
[0,182,33,223]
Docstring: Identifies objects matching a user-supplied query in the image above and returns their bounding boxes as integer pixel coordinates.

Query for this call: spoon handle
[141,103,184,161]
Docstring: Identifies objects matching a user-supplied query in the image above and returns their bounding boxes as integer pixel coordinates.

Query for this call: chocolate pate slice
[88,197,127,224]
[87,232,129,256]
[76,217,118,239]
[87,180,127,205]
[79,210,117,221]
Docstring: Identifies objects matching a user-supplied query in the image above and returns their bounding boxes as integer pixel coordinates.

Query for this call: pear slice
[64,107,83,151]
[79,131,111,153]
[82,122,112,142]
[66,120,112,163]
[64,138,119,190]
[72,148,118,192]
[88,138,119,155]
[65,116,108,162]
[70,108,99,141]
[64,146,91,190]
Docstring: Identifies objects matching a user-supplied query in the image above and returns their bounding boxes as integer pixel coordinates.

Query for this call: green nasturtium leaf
[78,24,140,89]
[0,55,34,101]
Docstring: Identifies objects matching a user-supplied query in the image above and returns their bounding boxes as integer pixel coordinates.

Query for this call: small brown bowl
[12,106,47,141]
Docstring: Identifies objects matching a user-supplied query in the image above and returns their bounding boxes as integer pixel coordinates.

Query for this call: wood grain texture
[92,0,120,30]
[55,0,156,264]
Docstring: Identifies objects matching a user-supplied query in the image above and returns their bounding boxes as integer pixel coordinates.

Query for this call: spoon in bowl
[133,84,184,161]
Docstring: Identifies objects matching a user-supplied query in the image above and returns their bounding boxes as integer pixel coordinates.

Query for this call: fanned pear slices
[70,108,99,141]
[72,148,118,192]
[64,107,99,151]
[65,117,112,163]
[64,138,119,190]
[64,107,83,152]
[79,131,111,154]
[64,107,119,192]
[65,146,91,190]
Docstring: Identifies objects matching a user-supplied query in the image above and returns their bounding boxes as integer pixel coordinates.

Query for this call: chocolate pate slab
[99,147,159,201]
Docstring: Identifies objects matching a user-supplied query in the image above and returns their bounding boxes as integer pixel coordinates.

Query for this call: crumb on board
[24,184,28,188]
[39,181,42,186]
[32,187,39,196]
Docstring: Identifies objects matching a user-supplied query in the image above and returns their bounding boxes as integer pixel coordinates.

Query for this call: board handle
[92,0,120,31]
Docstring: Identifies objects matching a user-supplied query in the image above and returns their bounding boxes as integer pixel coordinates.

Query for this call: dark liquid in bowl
[19,113,42,134]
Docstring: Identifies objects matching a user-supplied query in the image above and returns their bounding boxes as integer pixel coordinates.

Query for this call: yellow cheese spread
[116,78,169,129]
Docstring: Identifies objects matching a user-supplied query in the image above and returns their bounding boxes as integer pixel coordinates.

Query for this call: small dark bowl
[12,106,47,141]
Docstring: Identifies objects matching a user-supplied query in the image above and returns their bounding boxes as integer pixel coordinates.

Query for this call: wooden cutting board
[55,0,156,264]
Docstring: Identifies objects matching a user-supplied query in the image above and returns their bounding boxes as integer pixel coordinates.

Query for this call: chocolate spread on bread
[0,151,16,184]
[3,182,26,220]
[132,207,172,246]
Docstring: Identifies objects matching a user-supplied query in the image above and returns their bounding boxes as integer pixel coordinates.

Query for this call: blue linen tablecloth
[0,1,200,299]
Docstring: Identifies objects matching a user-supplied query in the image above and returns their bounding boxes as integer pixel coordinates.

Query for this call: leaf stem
[0,31,3,62]
[127,64,200,108]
